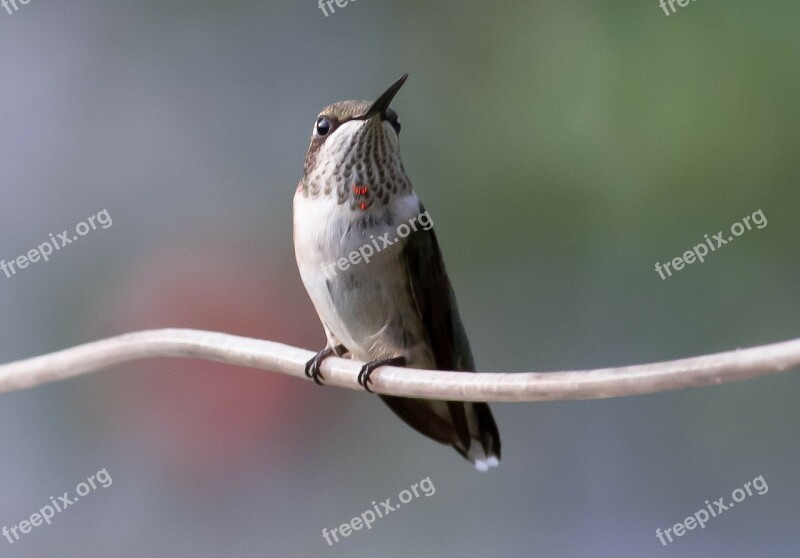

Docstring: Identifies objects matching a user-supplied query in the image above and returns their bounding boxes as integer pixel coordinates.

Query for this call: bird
[292,74,501,471]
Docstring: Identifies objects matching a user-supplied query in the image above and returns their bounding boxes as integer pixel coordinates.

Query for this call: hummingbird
[292,74,501,471]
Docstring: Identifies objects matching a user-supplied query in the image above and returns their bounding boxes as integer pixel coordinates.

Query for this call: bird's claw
[357,356,407,393]
[304,345,347,386]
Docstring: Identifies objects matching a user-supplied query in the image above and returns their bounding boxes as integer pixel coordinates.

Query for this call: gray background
[1,0,798,556]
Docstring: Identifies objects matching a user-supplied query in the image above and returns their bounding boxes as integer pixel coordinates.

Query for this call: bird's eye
[315,116,332,136]
[389,117,401,134]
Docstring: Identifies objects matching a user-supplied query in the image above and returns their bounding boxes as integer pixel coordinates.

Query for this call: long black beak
[362,74,408,119]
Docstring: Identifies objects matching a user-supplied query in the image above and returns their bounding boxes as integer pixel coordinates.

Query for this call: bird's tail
[379,395,501,471]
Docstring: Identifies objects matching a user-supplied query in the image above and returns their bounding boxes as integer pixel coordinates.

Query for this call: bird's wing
[380,206,501,464]
[399,204,475,372]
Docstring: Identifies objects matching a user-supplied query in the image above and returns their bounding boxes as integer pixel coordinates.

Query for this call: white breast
[293,189,433,365]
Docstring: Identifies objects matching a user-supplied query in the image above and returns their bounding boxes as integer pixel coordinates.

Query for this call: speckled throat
[301,102,412,212]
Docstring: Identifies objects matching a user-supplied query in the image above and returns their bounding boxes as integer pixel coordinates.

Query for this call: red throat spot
[352,184,369,210]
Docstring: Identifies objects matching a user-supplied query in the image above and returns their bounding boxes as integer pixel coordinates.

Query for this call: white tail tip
[473,456,500,472]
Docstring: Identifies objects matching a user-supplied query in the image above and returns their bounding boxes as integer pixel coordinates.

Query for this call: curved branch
[0,329,798,401]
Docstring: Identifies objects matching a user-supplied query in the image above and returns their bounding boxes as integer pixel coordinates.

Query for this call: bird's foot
[357,356,407,393]
[304,345,347,385]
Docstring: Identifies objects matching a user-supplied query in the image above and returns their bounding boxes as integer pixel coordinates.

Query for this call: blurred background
[1,1,798,556]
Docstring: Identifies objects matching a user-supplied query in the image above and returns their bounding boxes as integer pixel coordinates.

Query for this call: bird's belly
[293,194,433,366]
[325,253,426,361]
